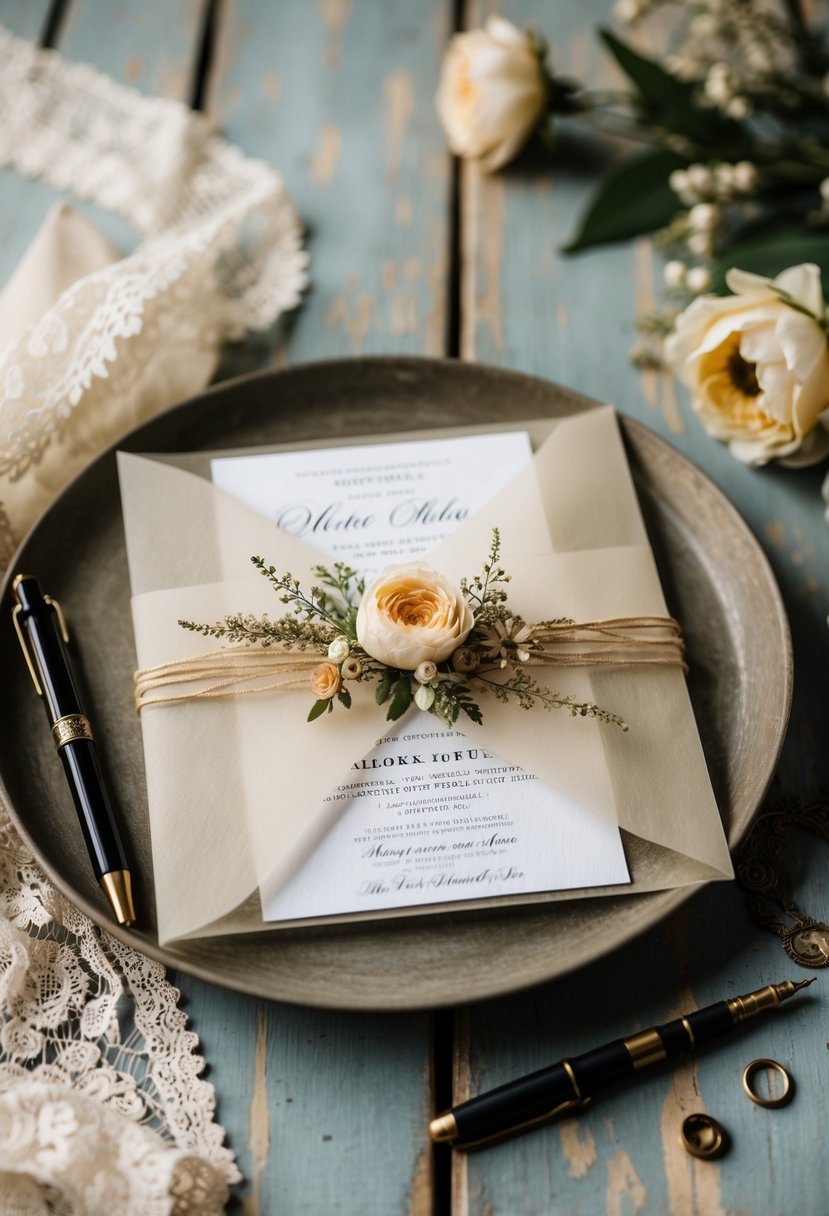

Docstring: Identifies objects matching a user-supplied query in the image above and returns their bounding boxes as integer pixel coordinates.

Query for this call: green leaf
[711,224,829,294]
[337,687,352,709]
[386,677,413,722]
[564,149,686,253]
[599,29,744,145]
[307,698,331,722]
[375,670,394,706]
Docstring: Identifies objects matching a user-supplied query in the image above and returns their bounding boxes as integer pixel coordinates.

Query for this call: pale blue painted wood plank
[0,0,49,39]
[457,2,829,1213]
[178,979,435,1215]
[202,4,450,1210]
[208,0,453,367]
[0,3,56,284]
[46,0,208,254]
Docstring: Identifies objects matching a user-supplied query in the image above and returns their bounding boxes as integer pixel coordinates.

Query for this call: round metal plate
[0,358,792,1009]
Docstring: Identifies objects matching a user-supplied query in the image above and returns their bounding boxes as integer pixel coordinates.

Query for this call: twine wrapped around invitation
[133,615,685,713]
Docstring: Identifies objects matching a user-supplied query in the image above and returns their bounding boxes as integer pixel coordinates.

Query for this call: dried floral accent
[179,531,631,731]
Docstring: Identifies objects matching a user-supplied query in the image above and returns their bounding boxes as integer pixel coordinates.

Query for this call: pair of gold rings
[680,1059,793,1160]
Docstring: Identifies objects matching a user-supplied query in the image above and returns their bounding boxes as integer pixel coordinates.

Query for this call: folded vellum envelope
[118,406,733,944]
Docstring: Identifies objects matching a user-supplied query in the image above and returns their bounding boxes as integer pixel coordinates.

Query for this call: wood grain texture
[206,0,453,370]
[201,2,454,1207]
[455,1,829,1214]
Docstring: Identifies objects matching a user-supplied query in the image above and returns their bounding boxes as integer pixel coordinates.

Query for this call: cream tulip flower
[665,263,829,465]
[436,15,548,171]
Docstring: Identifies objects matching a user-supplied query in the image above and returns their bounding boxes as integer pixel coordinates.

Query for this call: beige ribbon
[134,616,685,713]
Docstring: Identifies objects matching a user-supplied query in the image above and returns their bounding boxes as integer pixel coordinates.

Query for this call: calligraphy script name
[274,497,469,536]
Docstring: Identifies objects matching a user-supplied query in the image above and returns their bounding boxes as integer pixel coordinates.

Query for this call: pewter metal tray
[0,358,792,1009]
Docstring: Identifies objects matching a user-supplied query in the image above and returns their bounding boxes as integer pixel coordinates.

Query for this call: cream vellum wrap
[118,406,733,945]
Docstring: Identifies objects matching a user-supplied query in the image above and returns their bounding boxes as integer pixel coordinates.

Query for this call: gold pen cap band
[101,870,136,926]
[52,714,94,750]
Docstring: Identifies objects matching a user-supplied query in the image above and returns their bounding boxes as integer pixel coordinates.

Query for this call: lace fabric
[0,24,309,1214]
[0,23,308,558]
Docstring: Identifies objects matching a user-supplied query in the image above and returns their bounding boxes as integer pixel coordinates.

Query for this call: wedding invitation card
[119,406,732,945]
[211,432,631,923]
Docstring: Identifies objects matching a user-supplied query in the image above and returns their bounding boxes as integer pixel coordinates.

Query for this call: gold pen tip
[101,870,136,927]
[429,1112,458,1144]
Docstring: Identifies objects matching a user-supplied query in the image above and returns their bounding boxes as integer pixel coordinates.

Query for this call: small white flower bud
[704,64,731,104]
[686,266,712,293]
[414,660,438,684]
[328,637,350,662]
[663,260,687,289]
[689,202,719,231]
[341,656,362,680]
[687,164,713,194]
[691,13,717,37]
[732,161,757,193]
[668,169,690,196]
[414,683,436,711]
[726,96,750,119]
[614,0,640,21]
[714,163,735,193]
[819,178,829,203]
[688,231,712,257]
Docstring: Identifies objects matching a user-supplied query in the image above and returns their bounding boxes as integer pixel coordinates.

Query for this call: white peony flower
[665,263,829,465]
[356,564,474,670]
[435,15,548,171]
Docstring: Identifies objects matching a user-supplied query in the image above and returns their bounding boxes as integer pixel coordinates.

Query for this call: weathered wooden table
[3,2,828,1212]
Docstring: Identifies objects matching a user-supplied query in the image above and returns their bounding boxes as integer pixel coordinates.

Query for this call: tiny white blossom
[614,0,641,21]
[726,97,751,119]
[714,163,734,194]
[686,265,712,294]
[687,164,714,194]
[704,63,731,104]
[689,203,719,232]
[690,13,717,37]
[328,637,351,662]
[664,260,687,289]
[688,231,712,257]
[732,161,757,193]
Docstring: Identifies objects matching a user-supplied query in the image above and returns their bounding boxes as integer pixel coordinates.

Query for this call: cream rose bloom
[436,15,548,171]
[356,565,474,670]
[665,263,829,465]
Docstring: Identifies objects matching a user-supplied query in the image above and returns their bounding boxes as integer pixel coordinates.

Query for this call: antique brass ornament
[736,799,829,968]
[679,1113,728,1159]
[742,1059,793,1109]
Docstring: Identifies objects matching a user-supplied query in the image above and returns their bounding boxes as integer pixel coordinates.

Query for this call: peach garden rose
[356,564,474,671]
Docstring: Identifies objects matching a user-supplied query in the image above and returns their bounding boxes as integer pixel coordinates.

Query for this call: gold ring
[742,1059,793,1108]
[680,1113,727,1160]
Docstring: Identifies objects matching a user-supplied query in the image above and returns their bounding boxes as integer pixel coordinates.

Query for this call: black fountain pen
[430,978,814,1149]
[12,574,136,926]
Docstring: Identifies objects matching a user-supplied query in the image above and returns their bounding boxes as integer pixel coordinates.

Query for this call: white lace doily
[0,24,309,1214]
[0,22,308,560]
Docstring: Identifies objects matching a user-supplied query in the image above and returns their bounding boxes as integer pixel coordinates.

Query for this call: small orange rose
[310,661,341,700]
